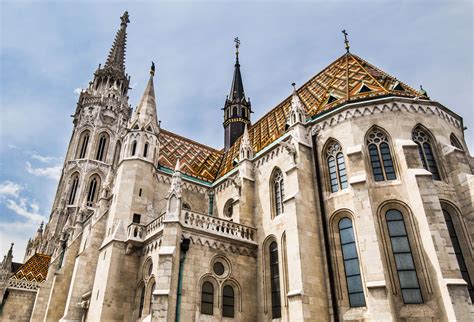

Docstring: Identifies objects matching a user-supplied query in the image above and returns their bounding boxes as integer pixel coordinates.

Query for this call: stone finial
[239,124,253,161]
[287,83,306,127]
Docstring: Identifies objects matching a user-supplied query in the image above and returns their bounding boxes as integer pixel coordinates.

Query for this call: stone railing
[9,278,41,291]
[144,213,165,239]
[182,210,257,244]
[127,223,145,243]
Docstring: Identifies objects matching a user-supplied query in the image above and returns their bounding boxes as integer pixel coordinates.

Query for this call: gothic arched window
[450,134,463,150]
[442,209,473,301]
[131,140,137,156]
[138,284,145,318]
[224,199,234,218]
[412,127,440,180]
[269,241,281,318]
[366,129,396,182]
[222,285,235,318]
[149,281,156,314]
[143,142,149,158]
[86,175,100,207]
[95,133,109,162]
[385,209,423,304]
[338,218,366,307]
[201,281,214,315]
[68,174,79,205]
[326,140,348,193]
[272,169,284,216]
[77,130,90,159]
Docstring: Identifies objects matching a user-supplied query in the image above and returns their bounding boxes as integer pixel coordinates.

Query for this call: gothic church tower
[25,11,133,263]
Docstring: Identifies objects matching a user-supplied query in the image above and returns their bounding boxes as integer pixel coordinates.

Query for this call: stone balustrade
[144,213,165,239]
[127,222,145,243]
[182,210,257,244]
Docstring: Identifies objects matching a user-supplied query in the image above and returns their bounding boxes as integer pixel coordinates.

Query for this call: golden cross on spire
[234,37,240,60]
[342,29,350,53]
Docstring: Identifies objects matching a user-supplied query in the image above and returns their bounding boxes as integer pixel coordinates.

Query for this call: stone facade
[0,11,473,322]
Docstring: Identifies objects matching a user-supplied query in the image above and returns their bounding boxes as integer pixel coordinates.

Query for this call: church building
[0,11,473,322]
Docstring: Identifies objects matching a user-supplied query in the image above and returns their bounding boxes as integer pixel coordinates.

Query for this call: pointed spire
[174,157,181,172]
[240,124,253,160]
[2,243,13,270]
[229,37,246,103]
[131,62,159,131]
[104,11,130,74]
[287,83,306,127]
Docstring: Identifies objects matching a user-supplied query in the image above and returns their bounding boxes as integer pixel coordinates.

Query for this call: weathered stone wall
[0,289,36,322]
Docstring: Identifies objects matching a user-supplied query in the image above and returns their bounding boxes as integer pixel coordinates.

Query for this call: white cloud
[0,181,23,198]
[74,88,82,95]
[5,198,45,223]
[0,220,39,260]
[26,161,62,180]
[31,153,60,163]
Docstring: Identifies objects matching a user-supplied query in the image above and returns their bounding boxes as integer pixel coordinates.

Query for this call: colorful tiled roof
[158,52,423,182]
[158,129,224,182]
[216,52,423,177]
[11,253,51,283]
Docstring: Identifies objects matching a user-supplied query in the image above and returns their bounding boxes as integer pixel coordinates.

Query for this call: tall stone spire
[104,11,130,75]
[131,62,159,132]
[287,83,306,127]
[223,37,252,151]
[239,124,253,161]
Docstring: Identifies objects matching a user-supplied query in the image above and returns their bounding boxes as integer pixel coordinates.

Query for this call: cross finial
[120,11,130,27]
[150,61,155,77]
[342,29,350,53]
[234,37,240,62]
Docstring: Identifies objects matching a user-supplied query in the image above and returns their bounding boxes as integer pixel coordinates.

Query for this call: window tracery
[367,129,396,181]
[326,141,348,192]
[412,127,440,180]
[272,169,284,216]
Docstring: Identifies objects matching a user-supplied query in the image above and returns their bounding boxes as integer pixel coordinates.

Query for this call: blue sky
[0,0,472,261]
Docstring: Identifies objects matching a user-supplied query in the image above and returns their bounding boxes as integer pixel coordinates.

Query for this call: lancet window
[367,129,396,182]
[272,169,284,216]
[269,241,281,318]
[412,127,440,180]
[338,218,366,307]
[95,133,108,162]
[326,140,348,193]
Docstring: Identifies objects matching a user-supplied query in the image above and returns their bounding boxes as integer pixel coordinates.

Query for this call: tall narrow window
[68,175,79,205]
[269,241,281,318]
[338,218,366,307]
[272,169,284,216]
[113,141,121,168]
[450,134,463,150]
[138,284,145,318]
[443,209,473,301]
[222,285,235,318]
[131,141,137,156]
[143,142,149,158]
[86,176,100,207]
[412,127,440,180]
[386,209,423,304]
[367,129,396,181]
[201,282,214,315]
[77,131,90,159]
[326,141,348,192]
[149,282,156,314]
[95,133,108,161]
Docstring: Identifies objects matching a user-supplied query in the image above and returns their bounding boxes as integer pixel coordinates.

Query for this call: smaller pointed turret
[223,38,252,150]
[287,83,306,128]
[2,243,14,270]
[239,124,253,161]
[130,62,159,132]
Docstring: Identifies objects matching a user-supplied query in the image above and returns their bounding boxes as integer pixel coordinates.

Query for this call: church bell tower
[223,38,251,150]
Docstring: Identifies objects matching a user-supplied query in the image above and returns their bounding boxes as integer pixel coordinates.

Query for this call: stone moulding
[309,99,462,136]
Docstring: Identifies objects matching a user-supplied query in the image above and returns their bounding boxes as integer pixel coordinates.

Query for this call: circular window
[213,262,225,276]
